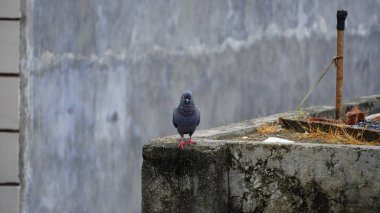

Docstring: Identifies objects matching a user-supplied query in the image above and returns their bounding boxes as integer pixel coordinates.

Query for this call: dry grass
[229,121,380,146]
[256,123,279,134]
[297,127,380,146]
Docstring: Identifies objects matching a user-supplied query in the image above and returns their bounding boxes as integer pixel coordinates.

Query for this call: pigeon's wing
[196,110,200,126]
[172,108,178,128]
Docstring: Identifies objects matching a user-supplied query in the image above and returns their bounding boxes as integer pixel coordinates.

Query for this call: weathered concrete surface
[227,142,380,212]
[142,142,228,213]
[143,141,380,213]
[20,0,380,212]
[143,95,380,212]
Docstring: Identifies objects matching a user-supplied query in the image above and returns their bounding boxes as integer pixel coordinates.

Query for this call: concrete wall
[144,141,380,213]
[20,0,380,212]
[142,95,380,212]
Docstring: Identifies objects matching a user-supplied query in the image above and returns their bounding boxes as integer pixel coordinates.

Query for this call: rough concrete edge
[143,138,228,160]
[144,134,380,161]
[144,138,380,159]
[19,0,32,212]
[207,110,310,140]
[146,94,380,151]
[343,94,380,113]
[210,139,380,150]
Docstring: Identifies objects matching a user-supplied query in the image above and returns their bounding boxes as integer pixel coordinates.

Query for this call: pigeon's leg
[187,134,197,145]
[178,135,186,150]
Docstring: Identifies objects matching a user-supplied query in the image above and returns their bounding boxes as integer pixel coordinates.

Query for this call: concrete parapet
[143,94,380,212]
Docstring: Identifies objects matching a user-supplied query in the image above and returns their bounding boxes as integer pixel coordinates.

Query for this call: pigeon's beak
[185,99,190,104]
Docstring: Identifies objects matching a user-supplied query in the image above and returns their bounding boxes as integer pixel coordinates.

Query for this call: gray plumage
[172,90,200,148]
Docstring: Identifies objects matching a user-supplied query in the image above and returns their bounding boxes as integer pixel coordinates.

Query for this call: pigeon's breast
[175,111,198,134]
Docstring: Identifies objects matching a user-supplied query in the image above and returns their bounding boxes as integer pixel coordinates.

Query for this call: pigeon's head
[180,90,194,105]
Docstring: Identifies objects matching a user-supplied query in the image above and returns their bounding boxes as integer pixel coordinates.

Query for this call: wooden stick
[336,10,347,120]
[336,30,344,119]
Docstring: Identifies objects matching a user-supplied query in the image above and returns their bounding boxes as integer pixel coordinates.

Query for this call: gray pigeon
[172,90,200,149]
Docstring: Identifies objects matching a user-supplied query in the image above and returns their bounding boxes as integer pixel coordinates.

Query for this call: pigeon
[172,90,200,149]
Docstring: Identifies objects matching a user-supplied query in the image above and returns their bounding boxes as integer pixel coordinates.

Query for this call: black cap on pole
[337,10,348,31]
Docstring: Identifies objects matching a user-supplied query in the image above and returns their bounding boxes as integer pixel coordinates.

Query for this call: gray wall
[0,0,20,212]
[20,0,380,212]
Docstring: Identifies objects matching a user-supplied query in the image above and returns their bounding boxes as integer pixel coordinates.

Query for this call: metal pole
[336,10,347,120]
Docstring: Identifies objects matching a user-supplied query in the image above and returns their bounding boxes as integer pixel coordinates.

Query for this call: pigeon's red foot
[178,140,187,150]
[187,138,197,145]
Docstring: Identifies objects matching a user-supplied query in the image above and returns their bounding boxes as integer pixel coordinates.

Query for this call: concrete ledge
[142,94,380,212]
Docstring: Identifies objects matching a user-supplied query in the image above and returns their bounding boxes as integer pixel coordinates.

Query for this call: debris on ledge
[280,105,380,143]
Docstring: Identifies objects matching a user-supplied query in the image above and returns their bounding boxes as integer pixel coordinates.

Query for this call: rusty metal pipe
[336,10,347,120]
